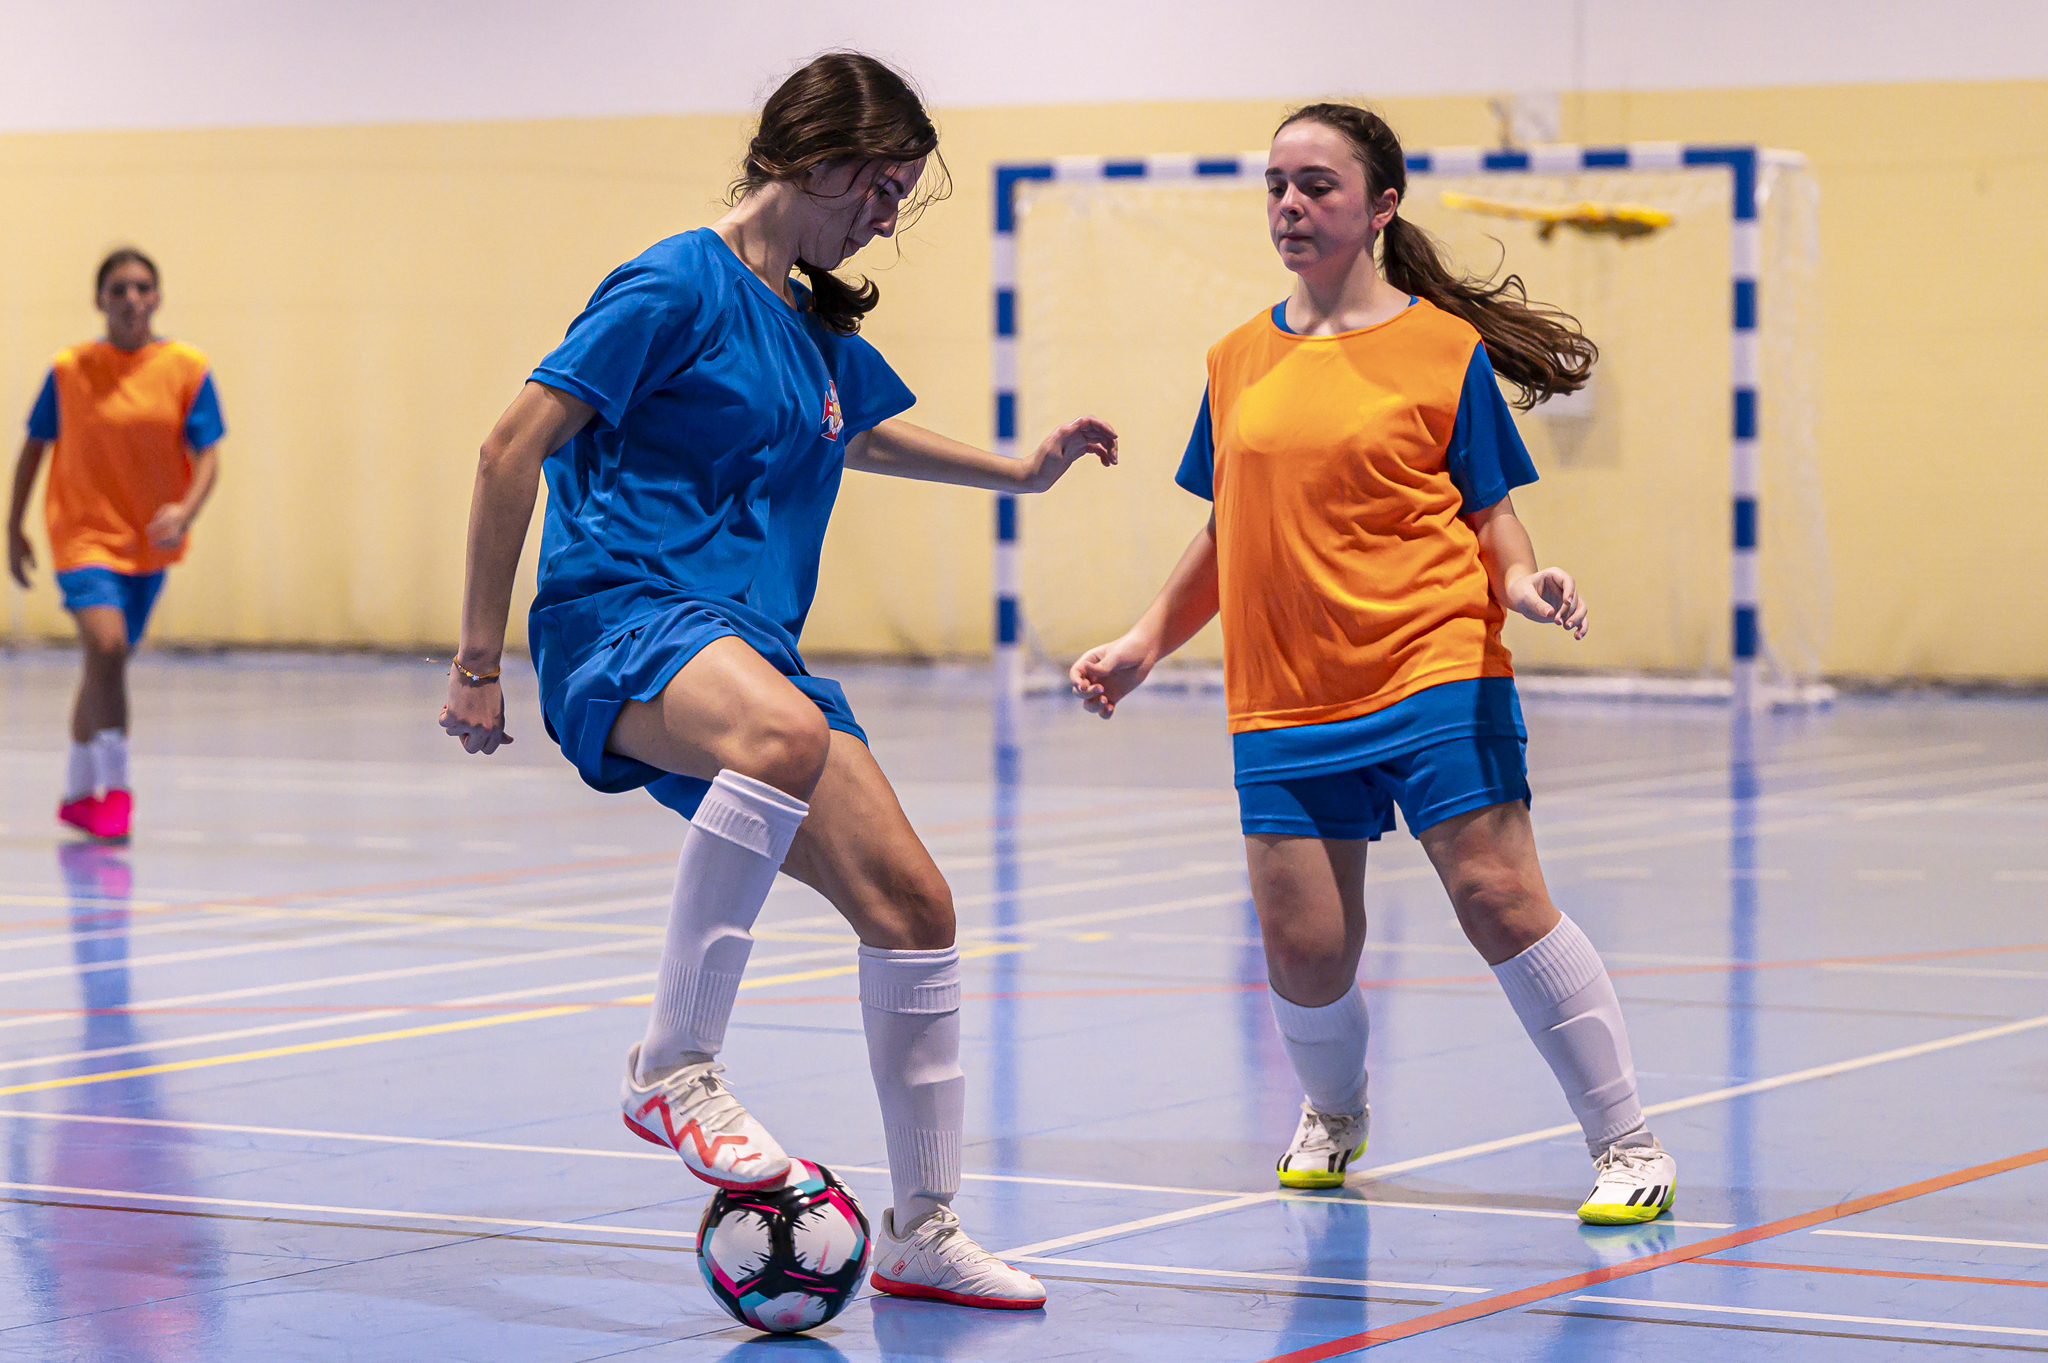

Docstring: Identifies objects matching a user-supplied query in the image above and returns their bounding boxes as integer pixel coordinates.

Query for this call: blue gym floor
[1,651,2043,1362]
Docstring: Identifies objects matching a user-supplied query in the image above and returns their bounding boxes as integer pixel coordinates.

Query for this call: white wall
[3,0,2043,132]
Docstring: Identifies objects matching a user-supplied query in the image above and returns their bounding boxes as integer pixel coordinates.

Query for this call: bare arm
[439,381,595,753]
[846,415,1116,493]
[1468,493,1587,639]
[146,442,222,549]
[1068,513,1220,719]
[7,438,49,588]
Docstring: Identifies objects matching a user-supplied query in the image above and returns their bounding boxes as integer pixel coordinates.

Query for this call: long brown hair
[733,52,949,335]
[1276,103,1596,408]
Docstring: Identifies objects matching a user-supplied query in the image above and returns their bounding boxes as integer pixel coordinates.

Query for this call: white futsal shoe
[619,1044,791,1192]
[1578,1133,1678,1225]
[870,1205,1047,1310]
[1277,1101,1370,1189]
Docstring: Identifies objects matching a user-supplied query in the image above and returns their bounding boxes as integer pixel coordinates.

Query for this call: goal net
[1006,154,1823,697]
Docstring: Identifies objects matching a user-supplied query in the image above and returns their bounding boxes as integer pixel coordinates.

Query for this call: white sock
[859,944,964,1229]
[1491,915,1646,1155]
[1269,982,1370,1115]
[636,770,808,1080]
[65,743,95,801]
[91,729,128,793]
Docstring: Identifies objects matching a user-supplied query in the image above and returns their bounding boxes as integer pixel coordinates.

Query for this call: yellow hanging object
[1439,191,1676,241]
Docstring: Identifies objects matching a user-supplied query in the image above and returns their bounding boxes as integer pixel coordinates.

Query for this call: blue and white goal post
[990,144,1830,713]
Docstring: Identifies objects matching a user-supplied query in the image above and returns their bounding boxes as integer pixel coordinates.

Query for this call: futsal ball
[697,1159,871,1334]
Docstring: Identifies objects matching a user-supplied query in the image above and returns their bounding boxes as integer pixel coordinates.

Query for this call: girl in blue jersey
[439,54,1111,1311]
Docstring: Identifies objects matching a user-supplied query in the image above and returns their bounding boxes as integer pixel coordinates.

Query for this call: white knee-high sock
[91,729,128,792]
[858,944,964,1229]
[65,743,95,801]
[1492,915,1646,1155]
[1269,983,1370,1115]
[637,770,807,1080]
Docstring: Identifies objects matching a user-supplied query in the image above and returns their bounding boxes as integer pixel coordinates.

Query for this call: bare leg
[1244,834,1369,1006]
[69,607,129,744]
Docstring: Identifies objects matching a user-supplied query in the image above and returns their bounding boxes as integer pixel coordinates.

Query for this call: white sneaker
[1277,1101,1369,1189]
[619,1044,791,1192]
[1578,1133,1678,1225]
[870,1206,1046,1310]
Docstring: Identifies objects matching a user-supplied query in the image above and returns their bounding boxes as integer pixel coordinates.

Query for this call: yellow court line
[0,943,1033,1099]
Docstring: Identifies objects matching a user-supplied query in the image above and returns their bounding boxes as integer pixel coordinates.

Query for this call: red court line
[1692,1257,2048,1290]
[1256,1143,2048,1362]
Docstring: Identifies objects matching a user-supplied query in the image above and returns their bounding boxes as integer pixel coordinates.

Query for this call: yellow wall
[2,79,2043,680]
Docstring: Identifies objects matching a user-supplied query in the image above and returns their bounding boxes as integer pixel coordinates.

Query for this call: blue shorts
[56,567,166,647]
[531,600,866,821]
[1238,734,1531,840]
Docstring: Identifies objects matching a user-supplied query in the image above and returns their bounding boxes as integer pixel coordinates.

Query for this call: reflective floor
[0,651,2043,1361]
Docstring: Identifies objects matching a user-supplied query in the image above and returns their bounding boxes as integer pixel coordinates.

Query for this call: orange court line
[1691,1256,2048,1290]
[1256,1143,2048,1362]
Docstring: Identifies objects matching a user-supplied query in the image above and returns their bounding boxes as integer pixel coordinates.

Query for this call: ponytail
[1277,104,1596,409]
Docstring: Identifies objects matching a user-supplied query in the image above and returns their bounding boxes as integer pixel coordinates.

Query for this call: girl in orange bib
[7,249,224,841]
[1073,105,1676,1225]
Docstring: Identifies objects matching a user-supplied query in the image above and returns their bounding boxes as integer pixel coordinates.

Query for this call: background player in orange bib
[7,249,225,842]
[1072,105,1677,1225]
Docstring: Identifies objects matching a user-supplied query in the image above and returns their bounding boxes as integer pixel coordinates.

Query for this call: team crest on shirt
[821,381,844,441]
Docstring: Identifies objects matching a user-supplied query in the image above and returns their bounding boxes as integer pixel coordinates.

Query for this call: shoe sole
[619,1112,789,1192]
[870,1274,1045,1310]
[1579,1186,1677,1226]
[1277,1138,1367,1190]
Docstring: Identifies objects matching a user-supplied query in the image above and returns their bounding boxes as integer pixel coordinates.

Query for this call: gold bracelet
[427,657,501,686]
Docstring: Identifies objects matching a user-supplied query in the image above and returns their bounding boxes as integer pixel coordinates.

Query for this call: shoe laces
[1594,1139,1663,1183]
[1297,1101,1363,1150]
[901,1207,1000,1270]
[651,1060,747,1133]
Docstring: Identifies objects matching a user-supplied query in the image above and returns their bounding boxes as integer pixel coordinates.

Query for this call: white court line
[1335,1197,1734,1230]
[0,938,656,1036]
[0,1181,694,1240]
[1012,1256,1484,1295]
[1811,1229,2048,1253]
[0,889,671,955]
[1820,963,2048,981]
[0,942,859,1074]
[1570,1294,2048,1340]
[999,1010,2048,1259]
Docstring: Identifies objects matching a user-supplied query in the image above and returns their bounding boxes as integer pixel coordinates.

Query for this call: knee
[81,635,128,674]
[1448,864,1528,925]
[730,701,830,799]
[877,866,955,951]
[1261,919,1344,997]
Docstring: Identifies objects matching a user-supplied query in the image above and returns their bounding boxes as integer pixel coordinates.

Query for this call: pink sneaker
[90,789,132,842]
[58,794,102,835]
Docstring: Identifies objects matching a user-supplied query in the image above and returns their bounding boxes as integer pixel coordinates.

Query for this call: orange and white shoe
[871,1206,1046,1310]
[619,1044,790,1192]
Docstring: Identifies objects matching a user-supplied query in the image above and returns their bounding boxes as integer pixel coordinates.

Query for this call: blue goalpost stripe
[1733,497,1759,551]
[1734,605,1759,661]
[994,163,1054,234]
[1682,145,1759,220]
[993,145,1778,684]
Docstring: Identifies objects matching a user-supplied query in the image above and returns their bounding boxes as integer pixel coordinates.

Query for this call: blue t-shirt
[1178,300,1538,514]
[526,228,915,674]
[26,367,224,449]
